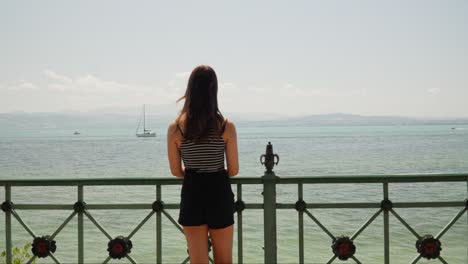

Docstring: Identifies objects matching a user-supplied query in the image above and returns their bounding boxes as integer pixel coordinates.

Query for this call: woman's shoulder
[224,118,235,129]
[167,120,177,130]
[222,118,236,137]
[170,113,186,127]
[167,117,184,137]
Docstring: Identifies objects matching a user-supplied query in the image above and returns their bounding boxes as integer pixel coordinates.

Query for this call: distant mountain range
[246,113,468,127]
[1,107,467,131]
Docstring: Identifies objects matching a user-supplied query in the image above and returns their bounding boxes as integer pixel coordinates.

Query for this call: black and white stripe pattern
[180,130,225,172]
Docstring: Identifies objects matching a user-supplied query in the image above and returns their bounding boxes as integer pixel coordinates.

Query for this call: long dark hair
[177,65,224,141]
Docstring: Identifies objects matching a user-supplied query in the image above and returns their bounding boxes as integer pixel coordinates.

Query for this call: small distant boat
[74,131,80,135]
[136,104,156,138]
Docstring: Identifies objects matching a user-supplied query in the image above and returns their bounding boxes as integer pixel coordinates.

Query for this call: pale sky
[1,0,467,117]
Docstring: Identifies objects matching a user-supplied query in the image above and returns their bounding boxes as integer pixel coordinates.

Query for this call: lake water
[0,124,467,263]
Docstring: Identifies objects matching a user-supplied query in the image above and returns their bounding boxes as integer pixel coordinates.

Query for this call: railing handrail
[1,173,467,186]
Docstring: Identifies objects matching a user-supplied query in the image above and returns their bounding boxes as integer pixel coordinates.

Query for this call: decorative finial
[260,142,279,172]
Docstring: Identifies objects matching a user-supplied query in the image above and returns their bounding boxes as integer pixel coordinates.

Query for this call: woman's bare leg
[209,224,233,264]
[183,225,209,264]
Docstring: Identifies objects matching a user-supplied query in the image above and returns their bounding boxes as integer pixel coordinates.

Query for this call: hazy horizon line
[2,109,468,120]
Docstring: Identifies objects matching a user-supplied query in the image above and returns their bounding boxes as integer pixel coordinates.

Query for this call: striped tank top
[178,121,227,173]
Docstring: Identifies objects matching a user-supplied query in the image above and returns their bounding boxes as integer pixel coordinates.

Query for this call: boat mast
[136,116,141,135]
[143,104,146,132]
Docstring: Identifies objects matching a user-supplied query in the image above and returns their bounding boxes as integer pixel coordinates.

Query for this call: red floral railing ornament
[31,235,57,258]
[331,236,356,260]
[416,235,442,259]
[107,236,133,259]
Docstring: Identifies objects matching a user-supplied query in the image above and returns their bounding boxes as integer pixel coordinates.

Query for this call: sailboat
[136,104,156,137]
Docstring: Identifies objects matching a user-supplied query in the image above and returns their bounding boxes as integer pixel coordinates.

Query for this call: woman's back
[179,125,226,173]
[167,65,238,264]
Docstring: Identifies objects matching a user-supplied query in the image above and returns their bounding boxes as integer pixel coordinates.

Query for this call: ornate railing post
[383,181,390,264]
[76,185,84,263]
[260,142,279,263]
[2,185,12,264]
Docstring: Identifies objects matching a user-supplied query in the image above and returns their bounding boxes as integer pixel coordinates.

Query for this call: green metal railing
[1,173,467,263]
[1,143,467,263]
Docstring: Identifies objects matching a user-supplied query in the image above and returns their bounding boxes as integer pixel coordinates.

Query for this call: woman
[167,65,239,264]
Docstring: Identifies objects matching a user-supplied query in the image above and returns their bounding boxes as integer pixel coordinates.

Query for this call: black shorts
[178,169,235,229]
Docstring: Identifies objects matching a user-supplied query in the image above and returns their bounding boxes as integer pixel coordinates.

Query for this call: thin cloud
[281,83,323,97]
[6,81,39,91]
[350,88,367,96]
[246,85,266,93]
[427,88,441,95]
[167,80,176,87]
[167,71,192,97]
[44,70,72,84]
[175,72,190,79]
[44,71,154,94]
[28,69,179,110]
[220,82,236,89]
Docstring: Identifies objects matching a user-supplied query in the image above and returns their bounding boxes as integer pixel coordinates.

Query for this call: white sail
[136,104,156,137]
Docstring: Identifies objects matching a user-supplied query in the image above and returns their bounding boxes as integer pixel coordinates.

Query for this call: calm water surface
[1,124,467,263]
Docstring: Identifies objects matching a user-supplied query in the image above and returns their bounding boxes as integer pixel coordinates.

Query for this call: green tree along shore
[0,243,36,264]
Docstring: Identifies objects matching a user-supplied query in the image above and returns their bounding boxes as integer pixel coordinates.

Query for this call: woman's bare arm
[224,120,239,177]
[167,121,184,178]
